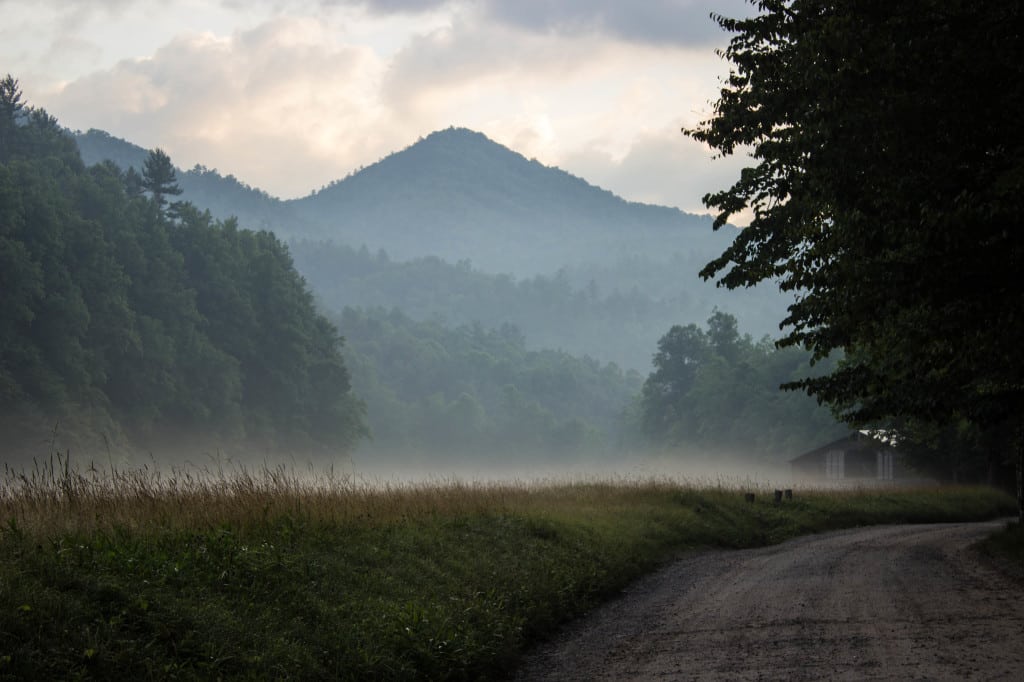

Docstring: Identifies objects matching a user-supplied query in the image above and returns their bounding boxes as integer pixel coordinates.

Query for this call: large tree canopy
[639,311,843,457]
[686,0,1024,432]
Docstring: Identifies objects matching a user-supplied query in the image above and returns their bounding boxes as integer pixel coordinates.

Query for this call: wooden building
[789,431,919,484]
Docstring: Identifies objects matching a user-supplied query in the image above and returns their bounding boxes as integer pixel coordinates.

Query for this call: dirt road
[515,521,1023,681]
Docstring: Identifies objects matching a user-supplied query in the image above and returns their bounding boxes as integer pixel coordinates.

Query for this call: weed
[0,460,1014,679]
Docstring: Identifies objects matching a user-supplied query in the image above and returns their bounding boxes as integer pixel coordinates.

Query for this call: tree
[640,323,709,442]
[638,312,843,453]
[141,148,182,210]
[0,75,22,117]
[123,167,145,198]
[0,81,369,459]
[0,75,25,158]
[686,1,1024,514]
[706,308,740,364]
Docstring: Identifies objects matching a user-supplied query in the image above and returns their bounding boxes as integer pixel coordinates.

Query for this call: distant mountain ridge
[72,126,789,366]
[304,128,690,227]
[73,126,730,276]
[74,129,308,234]
[290,127,718,273]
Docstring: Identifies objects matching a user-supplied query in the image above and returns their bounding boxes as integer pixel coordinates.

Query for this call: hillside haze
[292,127,729,274]
[74,126,791,368]
[75,129,306,234]
[1,93,839,468]
[75,127,732,276]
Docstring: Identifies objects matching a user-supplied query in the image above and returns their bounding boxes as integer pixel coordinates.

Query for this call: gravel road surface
[515,521,1023,680]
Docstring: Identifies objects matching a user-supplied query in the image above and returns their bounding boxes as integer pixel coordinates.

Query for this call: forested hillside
[76,126,732,276]
[0,79,366,462]
[75,129,308,235]
[71,128,744,278]
[73,126,790,348]
[57,90,839,468]
[638,312,845,459]
[291,127,729,275]
[337,307,642,462]
[290,241,787,371]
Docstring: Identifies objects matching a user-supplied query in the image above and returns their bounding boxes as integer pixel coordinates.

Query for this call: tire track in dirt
[515,521,1023,681]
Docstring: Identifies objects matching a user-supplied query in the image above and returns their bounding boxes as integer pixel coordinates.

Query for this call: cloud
[379,16,613,117]
[0,0,143,27]
[0,1,125,83]
[377,12,734,194]
[307,0,751,46]
[479,0,751,47]
[320,0,450,13]
[0,0,135,8]
[46,18,404,198]
[560,128,753,218]
[4,0,753,48]
[19,0,745,209]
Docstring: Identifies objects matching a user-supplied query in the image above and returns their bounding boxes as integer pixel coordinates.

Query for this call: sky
[1,0,755,214]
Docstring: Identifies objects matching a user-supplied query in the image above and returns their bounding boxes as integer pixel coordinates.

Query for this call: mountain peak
[73,124,722,276]
[422,126,490,143]
[354,125,543,186]
[290,126,718,274]
[313,124,632,211]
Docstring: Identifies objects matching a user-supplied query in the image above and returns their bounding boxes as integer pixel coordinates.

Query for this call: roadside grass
[0,458,1015,680]
[976,520,1024,583]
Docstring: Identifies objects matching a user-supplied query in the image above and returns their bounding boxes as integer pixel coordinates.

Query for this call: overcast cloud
[2,0,753,212]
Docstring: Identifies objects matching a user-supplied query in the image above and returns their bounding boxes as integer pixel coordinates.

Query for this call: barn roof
[789,431,900,465]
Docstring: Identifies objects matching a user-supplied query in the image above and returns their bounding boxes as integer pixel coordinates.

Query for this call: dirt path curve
[514,521,1024,681]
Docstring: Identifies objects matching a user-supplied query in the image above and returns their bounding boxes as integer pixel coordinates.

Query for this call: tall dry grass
[1,453,1014,680]
[0,451,1001,540]
[0,451,799,539]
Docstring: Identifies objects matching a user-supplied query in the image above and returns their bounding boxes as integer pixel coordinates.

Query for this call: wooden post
[1017,435,1022,525]
[784,489,793,500]
[773,490,783,504]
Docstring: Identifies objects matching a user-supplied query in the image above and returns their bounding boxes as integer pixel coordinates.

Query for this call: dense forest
[325,305,843,469]
[75,127,792,366]
[0,78,366,463]
[76,127,730,276]
[1,74,849,472]
[638,311,845,459]
[290,240,787,372]
[687,1,1023,494]
[75,129,305,236]
[337,307,642,463]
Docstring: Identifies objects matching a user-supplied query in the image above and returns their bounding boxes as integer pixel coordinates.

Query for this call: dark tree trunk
[1011,421,1024,525]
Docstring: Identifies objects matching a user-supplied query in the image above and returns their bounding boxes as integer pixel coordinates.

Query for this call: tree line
[687,2,1022,495]
[2,71,861,472]
[334,304,846,465]
[0,77,366,462]
[637,311,845,459]
[336,306,643,460]
[290,239,785,372]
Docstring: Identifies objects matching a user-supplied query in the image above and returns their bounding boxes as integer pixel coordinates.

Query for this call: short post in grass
[784,489,793,500]
[773,490,783,504]
[744,493,755,504]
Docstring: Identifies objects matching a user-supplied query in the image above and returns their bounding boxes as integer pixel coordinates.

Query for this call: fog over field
[2,92,846,480]
[3,3,1022,680]
[344,451,799,492]
[0,1,840,481]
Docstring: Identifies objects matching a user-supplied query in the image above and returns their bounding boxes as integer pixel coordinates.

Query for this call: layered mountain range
[74,126,789,370]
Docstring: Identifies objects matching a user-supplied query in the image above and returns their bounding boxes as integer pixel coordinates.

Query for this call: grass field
[0,456,1016,680]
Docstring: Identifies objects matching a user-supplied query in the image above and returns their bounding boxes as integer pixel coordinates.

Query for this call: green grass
[976,520,1024,583]
[0,460,1015,680]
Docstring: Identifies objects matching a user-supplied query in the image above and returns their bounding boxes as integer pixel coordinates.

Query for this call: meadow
[0,455,1016,680]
